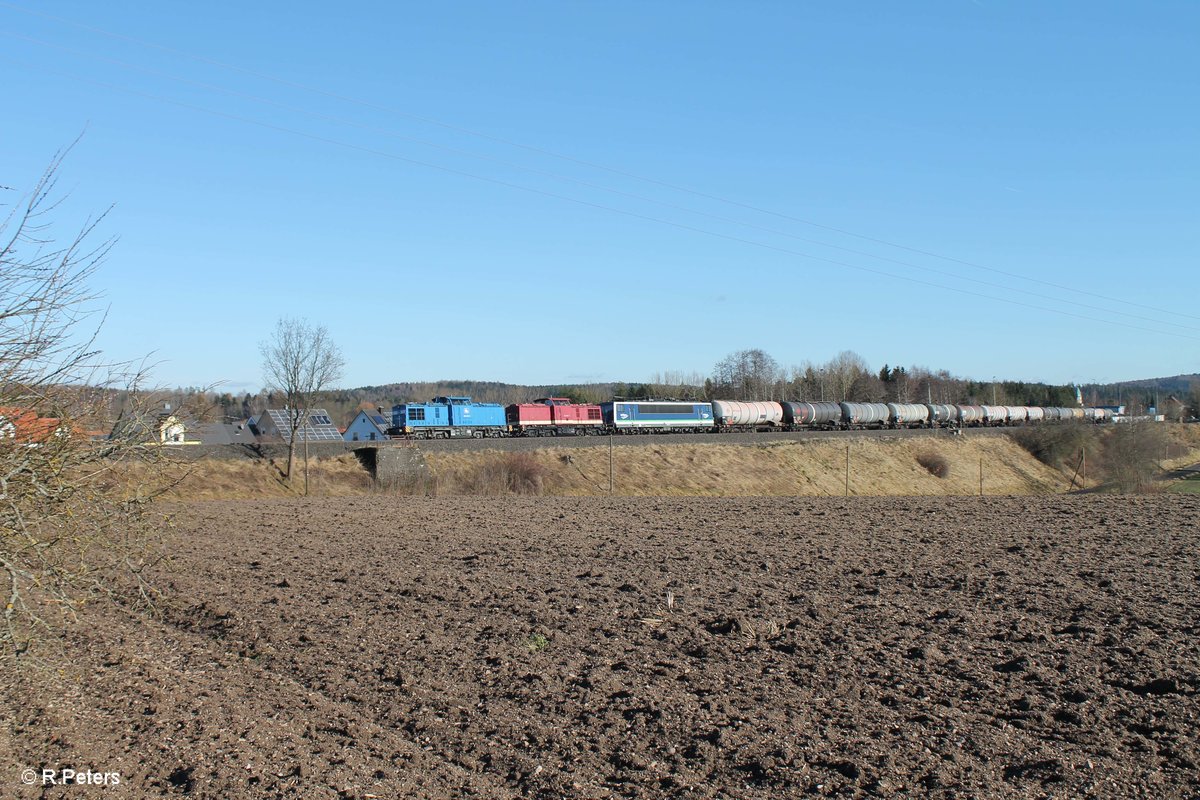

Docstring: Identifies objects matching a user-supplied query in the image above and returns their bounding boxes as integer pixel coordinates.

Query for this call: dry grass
[110,454,374,500]
[1009,422,1200,493]
[1160,423,1200,470]
[425,435,1069,497]
[133,427,1200,501]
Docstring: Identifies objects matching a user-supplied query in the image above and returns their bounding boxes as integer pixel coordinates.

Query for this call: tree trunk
[286,437,296,481]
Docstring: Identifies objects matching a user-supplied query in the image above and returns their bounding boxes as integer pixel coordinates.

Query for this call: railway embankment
[128,424,1198,500]
[140,432,1141,499]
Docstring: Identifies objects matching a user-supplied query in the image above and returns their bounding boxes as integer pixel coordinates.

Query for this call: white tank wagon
[1006,406,1028,424]
[781,401,842,429]
[1024,407,1045,423]
[956,405,985,426]
[887,403,930,428]
[839,402,890,429]
[982,405,1009,426]
[711,400,784,429]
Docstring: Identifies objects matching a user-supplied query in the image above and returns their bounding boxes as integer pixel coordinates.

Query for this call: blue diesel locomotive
[391,396,507,438]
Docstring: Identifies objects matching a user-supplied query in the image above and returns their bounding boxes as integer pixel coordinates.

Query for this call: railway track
[359,425,1011,455]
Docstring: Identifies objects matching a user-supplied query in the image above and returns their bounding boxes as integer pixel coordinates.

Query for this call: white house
[157,412,186,444]
[344,409,390,442]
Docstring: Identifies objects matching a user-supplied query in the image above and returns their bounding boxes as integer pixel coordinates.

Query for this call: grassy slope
[150,436,1076,499]
[427,435,1069,497]
[138,424,1200,500]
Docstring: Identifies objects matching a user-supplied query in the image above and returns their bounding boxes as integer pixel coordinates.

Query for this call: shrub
[461,452,545,495]
[916,451,951,479]
[1102,423,1169,492]
[1009,424,1098,470]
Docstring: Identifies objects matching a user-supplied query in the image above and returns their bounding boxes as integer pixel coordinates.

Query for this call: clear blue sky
[3,1,1197,392]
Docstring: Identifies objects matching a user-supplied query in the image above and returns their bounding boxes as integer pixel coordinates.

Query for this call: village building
[343,409,390,442]
[252,408,343,443]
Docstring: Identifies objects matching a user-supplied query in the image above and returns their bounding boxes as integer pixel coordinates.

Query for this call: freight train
[386,396,1113,439]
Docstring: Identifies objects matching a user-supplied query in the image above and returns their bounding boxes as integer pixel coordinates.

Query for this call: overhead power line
[4,28,1197,335]
[2,0,1193,326]
[4,53,1198,347]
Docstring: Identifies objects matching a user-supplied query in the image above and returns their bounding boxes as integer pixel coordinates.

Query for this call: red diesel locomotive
[505,397,604,436]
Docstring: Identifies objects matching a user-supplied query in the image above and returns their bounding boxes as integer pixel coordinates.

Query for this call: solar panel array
[265,408,343,442]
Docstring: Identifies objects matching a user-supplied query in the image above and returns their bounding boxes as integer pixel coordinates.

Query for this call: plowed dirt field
[4,495,1198,798]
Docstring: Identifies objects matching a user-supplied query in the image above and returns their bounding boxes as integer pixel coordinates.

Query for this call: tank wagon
[887,403,929,428]
[781,401,842,430]
[603,401,714,433]
[1005,406,1028,424]
[712,400,784,431]
[507,397,603,436]
[981,405,1009,426]
[840,402,890,429]
[924,404,957,427]
[391,396,507,439]
[955,405,983,426]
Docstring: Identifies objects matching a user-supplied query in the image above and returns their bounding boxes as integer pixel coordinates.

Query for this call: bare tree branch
[259,317,344,489]
[1,146,181,659]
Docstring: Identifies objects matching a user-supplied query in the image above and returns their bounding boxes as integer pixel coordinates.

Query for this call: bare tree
[824,350,871,401]
[711,349,782,400]
[649,369,706,400]
[260,317,344,492]
[785,361,827,400]
[2,147,179,657]
[1102,422,1170,492]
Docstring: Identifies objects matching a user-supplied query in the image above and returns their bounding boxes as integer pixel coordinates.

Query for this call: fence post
[979,456,983,496]
[609,432,614,494]
[845,445,850,497]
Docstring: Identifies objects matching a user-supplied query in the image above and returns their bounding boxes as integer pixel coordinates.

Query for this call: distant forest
[158,349,1200,427]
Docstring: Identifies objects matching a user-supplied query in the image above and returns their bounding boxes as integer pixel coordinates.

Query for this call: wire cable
[1,0,1194,324]
[4,29,1197,334]
[4,53,1197,346]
